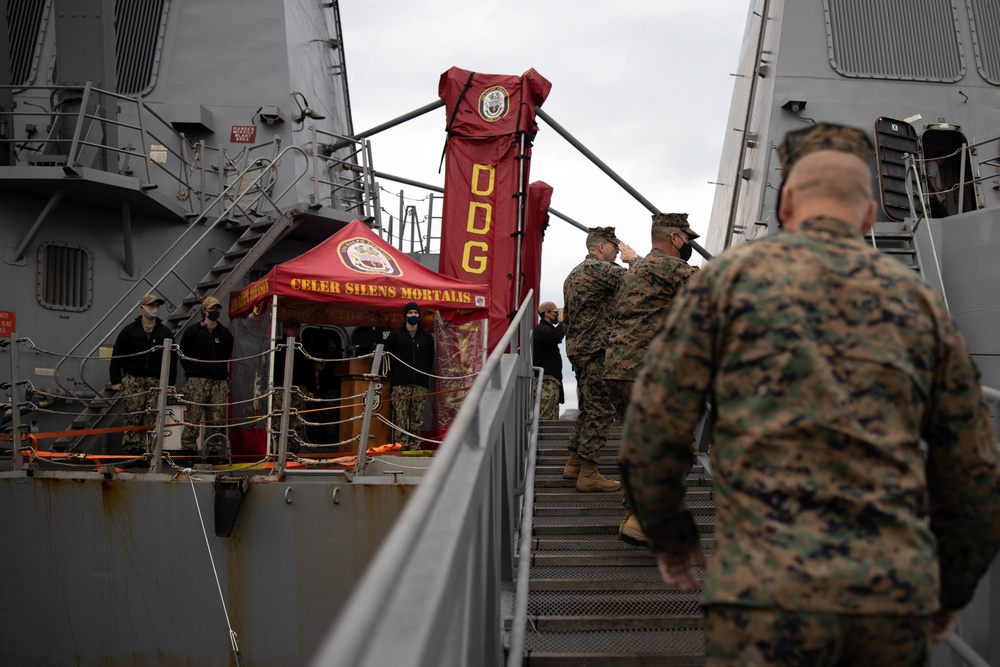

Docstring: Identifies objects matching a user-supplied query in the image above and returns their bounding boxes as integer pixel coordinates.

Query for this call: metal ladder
[508,419,712,665]
[51,149,314,451]
[864,222,923,275]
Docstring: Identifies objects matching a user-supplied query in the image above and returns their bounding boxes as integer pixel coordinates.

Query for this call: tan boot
[563,450,581,480]
[618,512,648,547]
[575,460,622,493]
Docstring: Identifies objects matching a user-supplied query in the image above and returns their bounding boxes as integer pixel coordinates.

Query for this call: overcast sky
[339,2,750,410]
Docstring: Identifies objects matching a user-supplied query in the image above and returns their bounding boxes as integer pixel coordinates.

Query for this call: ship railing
[2,333,379,468]
[309,291,537,667]
[53,144,317,400]
[0,83,376,224]
[307,125,381,229]
[904,134,1000,222]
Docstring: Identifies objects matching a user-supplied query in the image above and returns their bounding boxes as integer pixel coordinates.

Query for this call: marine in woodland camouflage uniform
[562,226,637,492]
[533,301,565,420]
[179,296,234,456]
[619,123,1000,665]
[604,212,700,417]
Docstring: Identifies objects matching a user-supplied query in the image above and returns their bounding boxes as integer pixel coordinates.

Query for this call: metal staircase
[50,150,323,451]
[508,419,714,666]
[53,208,298,452]
[865,221,922,273]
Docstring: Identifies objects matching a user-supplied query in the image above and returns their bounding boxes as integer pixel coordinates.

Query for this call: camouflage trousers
[181,377,230,453]
[605,378,632,422]
[391,384,426,449]
[567,351,615,463]
[535,374,561,420]
[121,374,160,453]
[704,605,931,667]
[273,386,306,451]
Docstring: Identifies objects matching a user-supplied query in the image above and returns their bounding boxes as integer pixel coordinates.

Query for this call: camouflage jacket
[605,249,698,381]
[619,216,1000,614]
[563,253,627,357]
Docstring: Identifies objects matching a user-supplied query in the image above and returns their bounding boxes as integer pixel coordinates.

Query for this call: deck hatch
[823,0,965,82]
[967,0,1000,84]
[37,242,93,312]
[6,0,49,86]
[114,0,168,95]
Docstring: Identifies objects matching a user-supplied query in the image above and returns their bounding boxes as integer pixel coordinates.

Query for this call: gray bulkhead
[0,0,360,439]
[706,0,1000,388]
[706,3,1000,665]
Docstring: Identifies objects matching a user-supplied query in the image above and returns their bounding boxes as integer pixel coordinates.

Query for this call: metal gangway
[309,292,1000,667]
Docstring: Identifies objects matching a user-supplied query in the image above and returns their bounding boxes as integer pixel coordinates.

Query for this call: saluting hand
[618,242,638,262]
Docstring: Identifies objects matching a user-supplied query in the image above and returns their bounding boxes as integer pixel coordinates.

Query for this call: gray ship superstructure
[706,0,1000,391]
[0,2,415,666]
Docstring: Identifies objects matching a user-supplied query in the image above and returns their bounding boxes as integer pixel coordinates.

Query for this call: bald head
[778,150,876,233]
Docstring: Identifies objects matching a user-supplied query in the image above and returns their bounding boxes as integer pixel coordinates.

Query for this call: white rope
[186,473,243,664]
[374,413,444,445]
[383,351,480,381]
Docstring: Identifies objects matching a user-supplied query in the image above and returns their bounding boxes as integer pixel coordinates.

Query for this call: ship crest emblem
[338,238,402,276]
[478,86,510,123]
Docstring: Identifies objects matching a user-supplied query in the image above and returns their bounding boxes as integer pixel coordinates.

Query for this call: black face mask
[207,311,221,321]
[679,242,693,262]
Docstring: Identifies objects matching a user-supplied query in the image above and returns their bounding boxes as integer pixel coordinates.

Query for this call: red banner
[438,67,551,352]
[522,181,552,311]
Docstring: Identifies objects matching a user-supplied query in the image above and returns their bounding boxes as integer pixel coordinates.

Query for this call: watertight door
[874,118,920,222]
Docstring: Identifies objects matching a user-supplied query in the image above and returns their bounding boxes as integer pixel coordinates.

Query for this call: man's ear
[778,184,794,224]
[860,200,876,235]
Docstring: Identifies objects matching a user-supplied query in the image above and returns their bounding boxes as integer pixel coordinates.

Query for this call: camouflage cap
[140,294,164,307]
[202,295,222,310]
[538,301,559,315]
[651,212,699,240]
[777,122,874,177]
[587,226,621,245]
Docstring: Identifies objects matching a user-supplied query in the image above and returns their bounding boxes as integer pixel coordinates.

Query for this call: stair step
[531,553,658,567]
[505,614,702,631]
[513,423,713,666]
[196,279,222,291]
[533,489,711,502]
[866,232,913,241]
[521,589,703,617]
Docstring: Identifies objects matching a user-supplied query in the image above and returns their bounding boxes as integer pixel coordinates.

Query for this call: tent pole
[275,333,296,478]
[513,131,527,318]
[267,296,278,460]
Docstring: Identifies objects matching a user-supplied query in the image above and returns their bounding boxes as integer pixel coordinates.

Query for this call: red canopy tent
[229,219,490,326]
[225,220,489,456]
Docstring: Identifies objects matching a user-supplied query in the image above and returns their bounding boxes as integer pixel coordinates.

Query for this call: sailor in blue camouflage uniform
[619,122,1000,665]
[562,226,637,492]
[605,212,700,544]
[179,295,234,460]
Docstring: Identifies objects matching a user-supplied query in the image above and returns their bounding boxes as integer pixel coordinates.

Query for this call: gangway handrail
[505,365,544,667]
[310,291,536,667]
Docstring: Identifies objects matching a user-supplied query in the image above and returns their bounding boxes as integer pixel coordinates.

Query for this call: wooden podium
[337,358,390,452]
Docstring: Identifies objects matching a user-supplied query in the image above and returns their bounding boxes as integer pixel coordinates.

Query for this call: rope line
[383,351,480,381]
[374,413,444,445]
[186,474,243,665]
